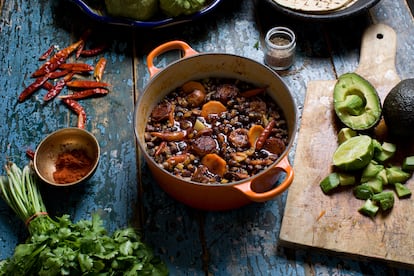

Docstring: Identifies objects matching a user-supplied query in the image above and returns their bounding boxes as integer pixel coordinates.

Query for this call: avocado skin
[333,73,382,131]
[383,79,414,138]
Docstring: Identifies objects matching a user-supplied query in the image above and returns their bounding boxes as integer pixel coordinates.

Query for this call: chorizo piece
[228,128,249,148]
[263,137,286,155]
[150,102,172,122]
[215,84,239,104]
[192,135,217,156]
[248,100,267,113]
[187,90,206,107]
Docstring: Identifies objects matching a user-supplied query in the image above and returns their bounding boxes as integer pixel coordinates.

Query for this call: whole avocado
[383,79,414,138]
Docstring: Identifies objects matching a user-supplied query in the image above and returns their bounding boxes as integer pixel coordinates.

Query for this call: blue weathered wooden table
[1,0,414,275]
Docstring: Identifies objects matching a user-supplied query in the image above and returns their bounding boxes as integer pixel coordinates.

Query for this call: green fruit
[337,127,357,144]
[320,173,340,194]
[333,73,382,130]
[402,156,414,171]
[394,183,412,198]
[383,79,414,138]
[332,135,374,171]
[104,0,158,21]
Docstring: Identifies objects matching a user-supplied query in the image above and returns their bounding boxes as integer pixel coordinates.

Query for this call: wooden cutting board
[279,23,414,267]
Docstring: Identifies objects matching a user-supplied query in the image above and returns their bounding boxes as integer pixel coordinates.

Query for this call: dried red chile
[144,78,289,184]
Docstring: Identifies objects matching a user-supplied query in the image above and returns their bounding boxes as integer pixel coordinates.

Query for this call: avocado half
[333,73,382,131]
[383,79,414,138]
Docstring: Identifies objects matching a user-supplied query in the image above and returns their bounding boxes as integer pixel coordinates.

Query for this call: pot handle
[147,40,199,77]
[232,155,294,202]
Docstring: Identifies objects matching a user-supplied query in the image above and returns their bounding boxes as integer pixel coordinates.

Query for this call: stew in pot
[144,78,289,184]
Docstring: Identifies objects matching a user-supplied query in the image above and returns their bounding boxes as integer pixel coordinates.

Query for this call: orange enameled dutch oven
[134,41,298,211]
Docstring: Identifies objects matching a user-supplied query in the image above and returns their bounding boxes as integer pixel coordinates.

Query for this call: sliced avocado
[358,199,379,217]
[402,156,414,171]
[394,183,412,198]
[337,128,357,144]
[373,141,397,163]
[333,73,382,130]
[376,169,388,186]
[320,172,340,194]
[372,191,394,211]
[338,172,356,186]
[354,184,374,200]
[386,166,411,184]
[362,177,383,194]
[361,161,384,182]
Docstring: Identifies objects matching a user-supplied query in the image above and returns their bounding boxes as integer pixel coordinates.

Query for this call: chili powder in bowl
[34,128,100,186]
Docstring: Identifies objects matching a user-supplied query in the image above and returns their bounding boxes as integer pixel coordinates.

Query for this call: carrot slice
[182,81,206,94]
[200,100,227,118]
[201,153,227,177]
[240,87,267,98]
[248,125,265,148]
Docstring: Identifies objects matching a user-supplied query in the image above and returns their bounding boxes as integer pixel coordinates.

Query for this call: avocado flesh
[336,94,365,116]
[334,73,382,130]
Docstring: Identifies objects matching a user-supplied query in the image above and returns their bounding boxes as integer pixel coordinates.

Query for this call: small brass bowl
[34,128,100,186]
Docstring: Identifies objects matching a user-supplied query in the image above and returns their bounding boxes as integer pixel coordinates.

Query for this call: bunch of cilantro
[0,162,168,275]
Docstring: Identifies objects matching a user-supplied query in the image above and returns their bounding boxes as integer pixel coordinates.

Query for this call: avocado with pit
[333,73,382,130]
[383,79,414,138]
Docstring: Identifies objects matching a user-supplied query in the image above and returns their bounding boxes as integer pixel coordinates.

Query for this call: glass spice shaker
[264,26,296,71]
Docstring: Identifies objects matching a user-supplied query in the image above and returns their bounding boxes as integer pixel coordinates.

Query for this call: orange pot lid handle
[146,40,198,77]
[232,155,294,202]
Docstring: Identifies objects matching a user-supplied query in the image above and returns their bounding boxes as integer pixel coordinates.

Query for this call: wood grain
[280,23,414,267]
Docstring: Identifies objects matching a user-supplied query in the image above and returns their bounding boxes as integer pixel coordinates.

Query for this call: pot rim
[134,50,298,188]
